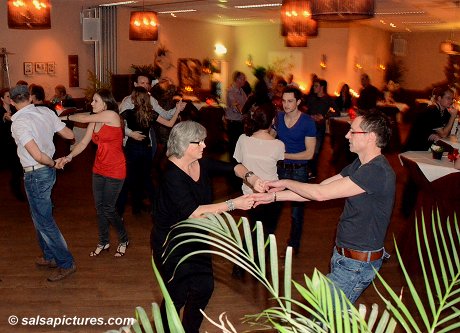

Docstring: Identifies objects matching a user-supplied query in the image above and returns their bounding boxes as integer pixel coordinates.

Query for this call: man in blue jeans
[273,87,316,254]
[10,85,76,282]
[257,111,395,303]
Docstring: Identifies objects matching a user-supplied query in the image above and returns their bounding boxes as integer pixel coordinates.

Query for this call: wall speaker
[82,18,101,42]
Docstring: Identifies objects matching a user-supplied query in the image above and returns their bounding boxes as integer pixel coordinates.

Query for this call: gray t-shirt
[336,155,396,251]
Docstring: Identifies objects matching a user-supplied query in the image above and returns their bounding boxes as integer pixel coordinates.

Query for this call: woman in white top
[234,103,285,237]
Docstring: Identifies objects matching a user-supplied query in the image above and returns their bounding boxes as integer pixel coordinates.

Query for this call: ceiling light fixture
[376,11,425,15]
[440,40,460,55]
[281,0,318,47]
[311,0,375,21]
[7,0,51,29]
[129,0,158,41]
[99,1,136,6]
[158,9,197,14]
[235,3,281,9]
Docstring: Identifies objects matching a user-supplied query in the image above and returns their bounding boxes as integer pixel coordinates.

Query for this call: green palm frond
[374,211,460,332]
[165,212,383,332]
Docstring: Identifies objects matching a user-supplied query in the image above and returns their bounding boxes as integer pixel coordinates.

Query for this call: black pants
[161,273,214,333]
[226,120,243,156]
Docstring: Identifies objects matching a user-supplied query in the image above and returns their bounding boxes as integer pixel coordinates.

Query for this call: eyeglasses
[190,140,205,145]
[349,130,369,135]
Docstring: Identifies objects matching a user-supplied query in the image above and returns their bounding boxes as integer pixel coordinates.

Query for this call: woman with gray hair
[151,120,254,333]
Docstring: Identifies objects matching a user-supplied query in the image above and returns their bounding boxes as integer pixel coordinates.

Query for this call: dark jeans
[117,142,154,216]
[92,173,128,245]
[24,167,74,269]
[277,165,308,251]
[161,273,214,333]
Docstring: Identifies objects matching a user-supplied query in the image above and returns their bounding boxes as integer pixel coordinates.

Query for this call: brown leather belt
[336,246,383,262]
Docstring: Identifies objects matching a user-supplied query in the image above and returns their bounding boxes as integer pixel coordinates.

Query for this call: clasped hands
[249,178,287,207]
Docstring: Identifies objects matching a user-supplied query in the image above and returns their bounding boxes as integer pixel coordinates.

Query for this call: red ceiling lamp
[281,0,318,47]
[129,1,158,41]
[311,0,375,21]
[7,0,51,29]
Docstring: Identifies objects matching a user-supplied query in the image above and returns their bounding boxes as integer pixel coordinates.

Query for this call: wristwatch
[244,171,255,183]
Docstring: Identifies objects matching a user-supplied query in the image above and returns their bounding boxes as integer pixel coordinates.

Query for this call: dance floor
[0,131,420,332]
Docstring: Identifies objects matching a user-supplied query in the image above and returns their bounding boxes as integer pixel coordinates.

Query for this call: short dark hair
[359,111,392,148]
[95,88,118,112]
[10,85,30,103]
[0,88,9,99]
[132,73,151,85]
[232,71,244,82]
[432,85,454,99]
[30,84,45,101]
[283,86,303,100]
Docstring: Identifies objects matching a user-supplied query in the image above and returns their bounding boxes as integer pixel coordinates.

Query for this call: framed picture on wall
[47,62,56,75]
[35,62,47,74]
[24,62,33,75]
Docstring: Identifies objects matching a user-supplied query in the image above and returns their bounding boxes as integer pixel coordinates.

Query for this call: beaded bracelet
[273,192,277,202]
[225,199,235,211]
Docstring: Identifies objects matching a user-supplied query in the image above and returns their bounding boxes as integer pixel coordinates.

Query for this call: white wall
[396,30,457,89]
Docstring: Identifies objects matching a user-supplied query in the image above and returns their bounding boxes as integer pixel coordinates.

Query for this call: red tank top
[91,124,126,179]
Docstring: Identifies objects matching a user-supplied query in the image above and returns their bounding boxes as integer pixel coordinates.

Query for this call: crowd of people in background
[1,67,458,332]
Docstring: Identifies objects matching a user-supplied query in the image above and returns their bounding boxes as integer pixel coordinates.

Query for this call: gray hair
[166,121,207,158]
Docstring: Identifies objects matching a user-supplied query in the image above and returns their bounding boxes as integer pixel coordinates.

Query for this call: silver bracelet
[225,199,235,211]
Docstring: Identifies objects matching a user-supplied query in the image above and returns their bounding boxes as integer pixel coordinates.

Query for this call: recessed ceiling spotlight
[379,19,386,24]
[402,21,443,24]
[376,11,425,15]
[158,9,197,14]
[235,3,282,9]
[99,1,136,6]
[218,0,228,2]
[390,23,396,28]
[217,4,228,8]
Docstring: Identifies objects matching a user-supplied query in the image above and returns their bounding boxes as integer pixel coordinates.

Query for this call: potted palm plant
[109,211,460,332]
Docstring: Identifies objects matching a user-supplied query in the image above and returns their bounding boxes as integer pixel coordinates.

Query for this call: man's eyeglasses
[349,130,369,135]
[190,140,205,145]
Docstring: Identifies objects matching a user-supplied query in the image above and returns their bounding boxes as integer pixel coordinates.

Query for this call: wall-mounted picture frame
[24,62,33,76]
[47,62,55,75]
[35,62,47,74]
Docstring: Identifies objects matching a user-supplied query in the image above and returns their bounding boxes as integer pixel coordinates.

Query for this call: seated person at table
[334,83,353,114]
[357,73,383,110]
[404,86,456,151]
[51,84,75,111]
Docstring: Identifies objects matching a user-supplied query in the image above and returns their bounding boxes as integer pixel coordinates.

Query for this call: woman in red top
[58,89,129,257]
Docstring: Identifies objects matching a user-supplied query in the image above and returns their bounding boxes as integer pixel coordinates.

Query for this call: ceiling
[74,0,460,32]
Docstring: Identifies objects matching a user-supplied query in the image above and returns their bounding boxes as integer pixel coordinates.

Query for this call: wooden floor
[0,130,417,333]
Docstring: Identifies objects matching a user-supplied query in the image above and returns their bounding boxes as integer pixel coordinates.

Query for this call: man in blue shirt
[274,87,316,254]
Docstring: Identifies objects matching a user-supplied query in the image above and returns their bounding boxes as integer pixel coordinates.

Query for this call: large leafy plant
[109,211,459,332]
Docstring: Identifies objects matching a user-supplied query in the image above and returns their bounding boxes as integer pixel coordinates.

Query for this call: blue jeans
[24,167,74,269]
[92,173,128,245]
[277,165,308,250]
[327,247,385,303]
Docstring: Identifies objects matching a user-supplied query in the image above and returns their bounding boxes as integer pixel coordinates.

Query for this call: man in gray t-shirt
[254,111,396,303]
